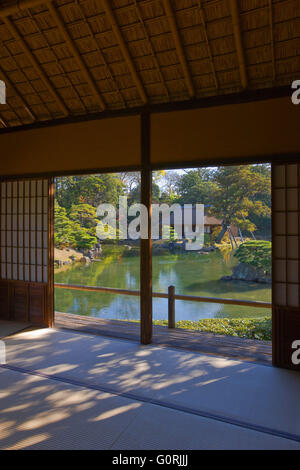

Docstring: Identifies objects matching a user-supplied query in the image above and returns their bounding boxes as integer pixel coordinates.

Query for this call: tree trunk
[216,223,227,243]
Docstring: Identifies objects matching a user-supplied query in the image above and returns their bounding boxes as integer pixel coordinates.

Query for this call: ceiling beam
[229,0,248,89]
[0,0,52,17]
[0,66,36,122]
[162,0,195,98]
[3,16,69,116]
[48,2,106,111]
[101,0,147,105]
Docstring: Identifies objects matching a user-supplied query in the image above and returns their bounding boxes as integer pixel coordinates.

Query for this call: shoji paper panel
[273,164,300,308]
[0,180,48,283]
[273,164,300,370]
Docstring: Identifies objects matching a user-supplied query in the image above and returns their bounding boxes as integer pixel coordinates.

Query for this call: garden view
[54,164,272,341]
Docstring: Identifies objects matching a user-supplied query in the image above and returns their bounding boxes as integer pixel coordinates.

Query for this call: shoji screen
[272,164,300,369]
[0,179,53,326]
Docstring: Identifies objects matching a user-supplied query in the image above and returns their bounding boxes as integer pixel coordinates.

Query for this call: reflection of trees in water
[55,289,140,320]
[55,249,271,320]
[154,251,229,295]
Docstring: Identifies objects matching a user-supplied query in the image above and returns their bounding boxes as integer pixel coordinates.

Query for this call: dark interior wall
[151,97,300,164]
[0,97,299,176]
[0,115,141,176]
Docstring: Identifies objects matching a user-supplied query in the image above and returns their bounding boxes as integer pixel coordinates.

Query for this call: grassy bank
[153,317,271,341]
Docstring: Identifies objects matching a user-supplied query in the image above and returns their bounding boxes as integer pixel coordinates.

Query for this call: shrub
[153,317,271,341]
[234,240,271,275]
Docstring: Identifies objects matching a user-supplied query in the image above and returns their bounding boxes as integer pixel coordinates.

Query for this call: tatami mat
[0,321,31,339]
[1,327,300,450]
[0,367,299,450]
[0,367,143,450]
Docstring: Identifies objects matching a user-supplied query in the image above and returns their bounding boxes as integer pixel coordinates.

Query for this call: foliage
[55,174,125,210]
[54,165,271,253]
[211,226,230,244]
[162,225,178,241]
[207,166,271,242]
[175,168,216,206]
[247,165,271,236]
[128,181,161,204]
[72,226,97,251]
[234,240,272,275]
[54,202,76,248]
[166,165,271,243]
[69,204,99,231]
[154,317,272,341]
[54,202,97,251]
[55,174,125,251]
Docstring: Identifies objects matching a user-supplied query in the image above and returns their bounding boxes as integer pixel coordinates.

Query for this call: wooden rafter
[0,66,36,122]
[3,16,69,116]
[101,0,148,105]
[48,2,106,111]
[197,1,218,90]
[162,0,195,98]
[229,0,248,89]
[0,115,7,127]
[134,0,169,100]
[26,8,87,114]
[0,36,51,120]
[75,1,126,108]
[268,0,276,81]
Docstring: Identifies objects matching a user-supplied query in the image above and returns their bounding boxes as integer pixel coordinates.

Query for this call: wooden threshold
[55,312,272,366]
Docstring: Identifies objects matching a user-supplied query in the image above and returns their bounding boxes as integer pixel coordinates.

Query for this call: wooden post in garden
[168,285,175,329]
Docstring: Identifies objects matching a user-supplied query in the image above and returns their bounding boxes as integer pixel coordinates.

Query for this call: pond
[54,246,271,321]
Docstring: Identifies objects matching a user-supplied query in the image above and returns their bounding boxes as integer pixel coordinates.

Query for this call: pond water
[54,246,271,321]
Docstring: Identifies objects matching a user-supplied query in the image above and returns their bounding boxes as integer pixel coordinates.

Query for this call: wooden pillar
[140,113,153,344]
[47,177,55,328]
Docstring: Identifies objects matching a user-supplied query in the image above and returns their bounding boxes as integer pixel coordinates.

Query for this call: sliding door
[272,163,300,369]
[0,178,54,326]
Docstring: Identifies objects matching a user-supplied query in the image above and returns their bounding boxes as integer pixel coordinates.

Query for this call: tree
[247,164,271,237]
[175,168,216,206]
[160,171,180,203]
[120,172,140,194]
[128,181,161,205]
[235,241,272,275]
[73,226,97,252]
[55,174,125,211]
[209,166,271,242]
[55,202,98,251]
[69,204,99,232]
[54,202,76,248]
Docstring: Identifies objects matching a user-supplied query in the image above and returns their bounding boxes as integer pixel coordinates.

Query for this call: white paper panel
[273,164,299,308]
[0,180,49,284]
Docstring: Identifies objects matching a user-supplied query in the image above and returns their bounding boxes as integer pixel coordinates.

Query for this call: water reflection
[55,250,271,321]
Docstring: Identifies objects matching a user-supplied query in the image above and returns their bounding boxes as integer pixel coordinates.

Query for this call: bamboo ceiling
[0,0,299,128]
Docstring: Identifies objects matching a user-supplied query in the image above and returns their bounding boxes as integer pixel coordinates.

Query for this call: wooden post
[47,177,55,328]
[140,113,152,345]
[168,285,175,329]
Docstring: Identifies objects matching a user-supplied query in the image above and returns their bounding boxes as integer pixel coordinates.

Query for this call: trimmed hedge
[234,240,272,275]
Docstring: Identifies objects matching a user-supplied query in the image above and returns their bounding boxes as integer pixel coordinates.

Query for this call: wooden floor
[55,312,272,365]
